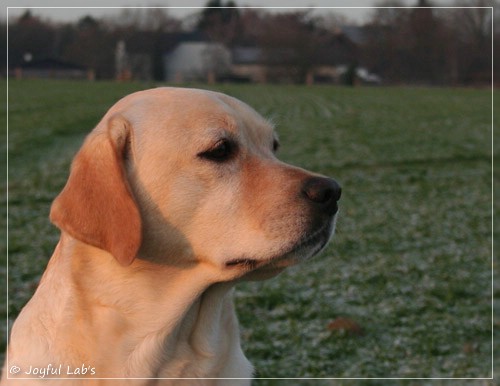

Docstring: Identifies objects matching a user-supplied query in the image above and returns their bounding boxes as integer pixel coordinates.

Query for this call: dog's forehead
[209,91,275,144]
[114,88,274,145]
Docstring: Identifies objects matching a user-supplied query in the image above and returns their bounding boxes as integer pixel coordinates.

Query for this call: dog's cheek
[184,183,300,264]
[175,179,257,262]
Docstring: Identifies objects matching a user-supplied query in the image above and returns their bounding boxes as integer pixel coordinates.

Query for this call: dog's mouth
[226,258,259,269]
[225,216,336,276]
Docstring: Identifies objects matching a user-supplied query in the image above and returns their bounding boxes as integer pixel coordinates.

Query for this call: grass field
[2,80,497,383]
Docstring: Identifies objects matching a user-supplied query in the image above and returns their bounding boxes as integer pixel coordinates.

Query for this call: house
[164,41,231,83]
[229,46,267,83]
[229,30,359,85]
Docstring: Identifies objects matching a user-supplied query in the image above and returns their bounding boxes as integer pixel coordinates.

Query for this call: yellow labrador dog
[2,87,341,385]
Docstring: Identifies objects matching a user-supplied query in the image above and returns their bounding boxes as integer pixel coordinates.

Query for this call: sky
[2,0,457,25]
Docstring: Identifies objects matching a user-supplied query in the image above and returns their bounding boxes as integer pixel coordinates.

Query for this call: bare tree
[197,0,241,45]
[257,11,328,83]
[364,0,483,85]
[368,0,408,26]
[455,0,493,43]
[446,0,493,83]
[107,8,180,32]
[363,2,410,83]
[107,8,181,80]
[61,15,116,78]
[8,11,56,68]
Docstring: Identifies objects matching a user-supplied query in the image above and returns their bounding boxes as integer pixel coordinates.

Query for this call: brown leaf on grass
[327,317,364,336]
[462,342,479,354]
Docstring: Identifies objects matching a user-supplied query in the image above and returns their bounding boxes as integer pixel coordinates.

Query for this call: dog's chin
[236,217,336,282]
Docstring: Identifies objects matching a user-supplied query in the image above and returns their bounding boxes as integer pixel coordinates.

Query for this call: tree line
[2,0,496,85]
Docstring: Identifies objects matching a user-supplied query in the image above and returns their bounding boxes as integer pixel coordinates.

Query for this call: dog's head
[50,88,341,281]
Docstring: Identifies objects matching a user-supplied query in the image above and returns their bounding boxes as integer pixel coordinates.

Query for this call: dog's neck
[21,233,250,380]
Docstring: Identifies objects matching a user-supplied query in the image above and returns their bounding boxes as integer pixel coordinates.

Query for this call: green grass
[2,80,497,382]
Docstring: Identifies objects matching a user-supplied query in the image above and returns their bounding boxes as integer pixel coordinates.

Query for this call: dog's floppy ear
[50,115,141,266]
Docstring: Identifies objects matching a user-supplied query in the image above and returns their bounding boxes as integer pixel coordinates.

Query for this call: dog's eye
[198,139,235,162]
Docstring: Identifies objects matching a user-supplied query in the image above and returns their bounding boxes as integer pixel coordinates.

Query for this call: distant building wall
[164,42,231,83]
[230,64,267,83]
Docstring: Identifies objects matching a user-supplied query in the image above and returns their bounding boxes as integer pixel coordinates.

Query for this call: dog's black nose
[302,177,341,208]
